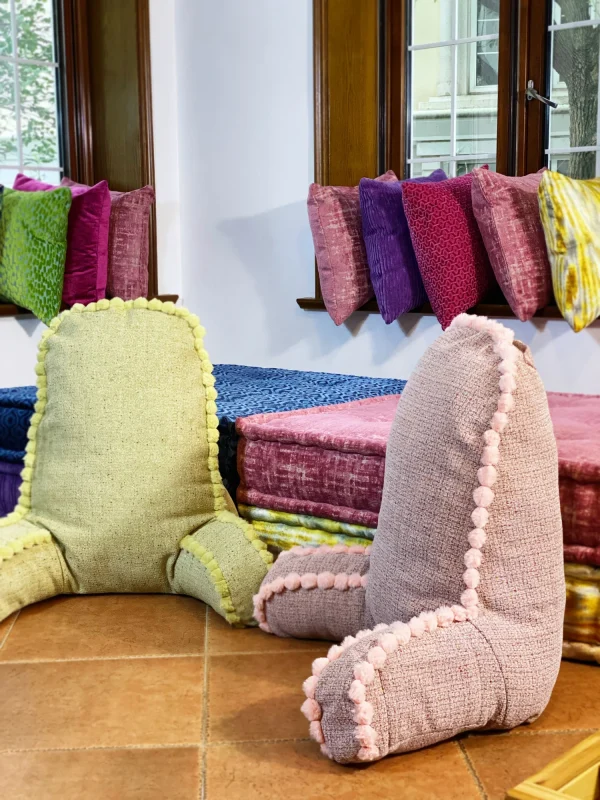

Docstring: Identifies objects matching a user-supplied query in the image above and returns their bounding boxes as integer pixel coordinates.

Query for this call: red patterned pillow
[471,168,551,321]
[307,171,397,325]
[403,171,496,329]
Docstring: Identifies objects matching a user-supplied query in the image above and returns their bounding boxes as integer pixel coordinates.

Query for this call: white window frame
[0,0,62,181]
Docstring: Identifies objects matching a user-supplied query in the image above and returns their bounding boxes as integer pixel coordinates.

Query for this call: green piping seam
[0,531,52,562]
[180,535,241,625]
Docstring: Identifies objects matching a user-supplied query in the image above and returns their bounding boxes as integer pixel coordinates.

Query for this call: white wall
[1,0,599,394]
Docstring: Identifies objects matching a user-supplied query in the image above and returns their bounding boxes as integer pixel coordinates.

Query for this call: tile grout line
[0,610,20,650]
[200,604,210,800]
[0,648,325,666]
[458,740,488,800]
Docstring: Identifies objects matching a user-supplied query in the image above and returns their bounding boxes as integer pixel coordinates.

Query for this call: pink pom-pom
[300,573,318,590]
[302,547,317,556]
[301,698,322,721]
[471,315,488,331]
[360,574,369,588]
[483,429,500,447]
[378,633,398,654]
[317,544,330,552]
[477,465,497,487]
[355,629,370,640]
[284,573,301,591]
[466,605,479,621]
[463,568,481,589]
[270,577,285,594]
[258,621,271,633]
[419,611,438,632]
[468,528,487,549]
[355,725,378,747]
[349,544,366,554]
[288,546,303,555]
[341,635,356,649]
[471,507,489,528]
[348,573,363,589]
[390,621,411,644]
[312,657,329,677]
[332,544,348,554]
[262,586,274,602]
[451,313,473,328]
[327,644,343,661]
[451,605,468,622]
[317,572,335,590]
[497,359,517,376]
[481,445,500,466]
[309,720,325,743]
[408,616,426,637]
[461,588,479,608]
[334,573,349,591]
[464,548,483,569]
[473,486,494,507]
[494,341,517,361]
[491,411,508,432]
[357,745,379,762]
[354,661,375,685]
[366,646,387,669]
[374,623,388,632]
[353,701,374,725]
[499,373,516,393]
[365,545,372,554]
[348,680,366,704]
[498,393,515,413]
[436,606,455,627]
[303,675,318,699]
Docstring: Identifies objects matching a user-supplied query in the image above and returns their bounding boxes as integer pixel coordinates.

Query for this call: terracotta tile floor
[0,595,598,800]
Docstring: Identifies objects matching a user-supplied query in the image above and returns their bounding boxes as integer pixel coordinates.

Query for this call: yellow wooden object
[507,733,600,799]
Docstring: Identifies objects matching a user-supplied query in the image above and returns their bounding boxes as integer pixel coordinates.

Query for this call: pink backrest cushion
[13,173,110,305]
[402,170,496,329]
[471,168,551,321]
[61,178,155,300]
[307,171,397,325]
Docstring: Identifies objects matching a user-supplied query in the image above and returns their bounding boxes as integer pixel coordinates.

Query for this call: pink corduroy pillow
[402,170,496,329]
[308,171,397,325]
[471,168,551,321]
[13,173,110,306]
[62,178,155,300]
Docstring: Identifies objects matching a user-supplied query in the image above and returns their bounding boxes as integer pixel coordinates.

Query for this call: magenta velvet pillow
[62,179,155,300]
[13,173,110,305]
[307,171,397,325]
[402,170,496,329]
[471,168,551,321]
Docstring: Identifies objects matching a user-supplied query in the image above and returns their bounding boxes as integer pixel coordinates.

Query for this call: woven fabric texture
[0,301,271,625]
[564,562,600,648]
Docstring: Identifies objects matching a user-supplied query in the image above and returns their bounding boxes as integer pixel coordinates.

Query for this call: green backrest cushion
[0,186,71,323]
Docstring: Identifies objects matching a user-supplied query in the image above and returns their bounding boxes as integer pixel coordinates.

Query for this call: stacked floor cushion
[0,366,406,517]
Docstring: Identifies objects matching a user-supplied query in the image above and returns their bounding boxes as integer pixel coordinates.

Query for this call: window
[0,0,64,188]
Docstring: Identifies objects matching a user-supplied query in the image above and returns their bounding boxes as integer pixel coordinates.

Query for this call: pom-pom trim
[0,530,53,564]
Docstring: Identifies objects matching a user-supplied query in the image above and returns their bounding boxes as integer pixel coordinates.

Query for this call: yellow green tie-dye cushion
[538,170,600,332]
[0,298,272,625]
[0,187,72,324]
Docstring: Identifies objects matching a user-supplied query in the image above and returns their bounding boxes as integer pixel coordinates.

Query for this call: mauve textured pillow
[471,168,551,321]
[13,174,110,306]
[62,178,155,300]
[308,171,397,325]
[403,170,496,329]
[359,170,447,323]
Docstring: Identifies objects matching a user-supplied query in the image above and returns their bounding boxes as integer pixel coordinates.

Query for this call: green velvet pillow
[0,186,71,323]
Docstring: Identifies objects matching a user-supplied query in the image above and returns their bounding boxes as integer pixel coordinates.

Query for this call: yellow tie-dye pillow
[538,170,600,332]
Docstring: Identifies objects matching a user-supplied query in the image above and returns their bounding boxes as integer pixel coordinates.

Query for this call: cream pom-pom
[283,573,301,591]
[312,657,329,677]
[471,507,489,528]
[468,528,487,549]
[483,429,500,447]
[147,298,163,311]
[354,661,375,684]
[463,568,480,589]
[436,606,455,627]
[464,548,483,569]
[451,605,468,622]
[333,573,349,591]
[461,588,479,607]
[366,646,387,669]
[317,572,335,590]
[473,486,495,507]
[374,623,388,632]
[300,573,318,590]
[498,392,515,413]
[390,621,411,644]
[408,616,426,637]
[499,373,517,393]
[355,629,370,640]
[378,632,398,654]
[481,445,500,466]
[477,465,497,487]
[491,411,509,432]
[419,610,438,632]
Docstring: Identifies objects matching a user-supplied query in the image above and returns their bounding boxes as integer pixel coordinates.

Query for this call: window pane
[19,64,60,166]
[457,0,500,38]
[412,0,454,46]
[411,47,452,160]
[0,61,19,165]
[0,0,12,56]
[456,159,496,175]
[456,42,498,157]
[16,0,55,62]
[0,167,19,186]
[548,21,599,179]
[409,160,453,178]
[21,167,60,183]
[551,0,600,24]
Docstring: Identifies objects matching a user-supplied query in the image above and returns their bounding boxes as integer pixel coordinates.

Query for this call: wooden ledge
[0,295,180,320]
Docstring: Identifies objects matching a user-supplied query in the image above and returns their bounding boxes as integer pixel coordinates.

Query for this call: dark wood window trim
[297,0,561,322]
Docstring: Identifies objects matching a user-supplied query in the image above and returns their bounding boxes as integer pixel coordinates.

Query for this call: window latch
[526,80,558,109]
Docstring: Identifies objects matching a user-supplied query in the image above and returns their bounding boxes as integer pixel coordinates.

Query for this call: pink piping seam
[279,544,372,558]
[301,313,519,762]
[253,570,369,633]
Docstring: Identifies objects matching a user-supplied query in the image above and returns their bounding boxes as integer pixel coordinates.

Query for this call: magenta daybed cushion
[236,395,400,527]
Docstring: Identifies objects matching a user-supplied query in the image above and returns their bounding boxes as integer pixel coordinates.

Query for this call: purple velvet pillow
[13,173,110,305]
[359,170,447,323]
[62,178,155,300]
